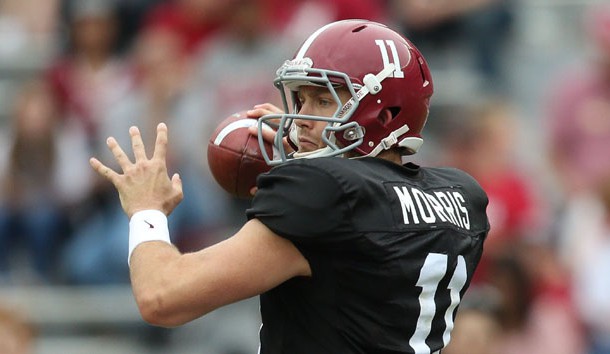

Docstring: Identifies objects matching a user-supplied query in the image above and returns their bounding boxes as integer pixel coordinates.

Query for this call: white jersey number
[408,253,467,354]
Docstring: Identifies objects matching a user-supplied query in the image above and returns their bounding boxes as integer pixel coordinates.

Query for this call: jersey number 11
[409,253,467,354]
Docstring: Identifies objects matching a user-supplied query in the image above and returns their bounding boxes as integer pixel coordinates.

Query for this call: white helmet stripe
[295,20,345,59]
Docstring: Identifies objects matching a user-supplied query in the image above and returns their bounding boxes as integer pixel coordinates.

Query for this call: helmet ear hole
[378,107,401,126]
[389,107,401,119]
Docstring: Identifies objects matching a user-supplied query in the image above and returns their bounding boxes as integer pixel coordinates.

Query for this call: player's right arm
[90,122,311,327]
[129,218,311,327]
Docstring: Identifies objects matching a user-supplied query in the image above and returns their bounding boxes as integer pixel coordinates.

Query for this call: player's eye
[318,98,332,107]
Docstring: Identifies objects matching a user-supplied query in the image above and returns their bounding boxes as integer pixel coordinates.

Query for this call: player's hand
[245,103,294,197]
[247,103,295,154]
[246,102,284,119]
[89,123,183,219]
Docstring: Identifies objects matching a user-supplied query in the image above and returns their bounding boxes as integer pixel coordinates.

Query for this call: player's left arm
[90,123,311,327]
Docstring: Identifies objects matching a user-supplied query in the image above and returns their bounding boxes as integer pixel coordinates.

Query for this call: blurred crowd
[0,0,609,354]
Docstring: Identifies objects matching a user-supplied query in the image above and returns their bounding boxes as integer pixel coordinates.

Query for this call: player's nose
[294,116,314,129]
[295,104,314,128]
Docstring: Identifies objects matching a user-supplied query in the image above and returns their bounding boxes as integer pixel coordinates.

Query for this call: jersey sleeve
[246,161,352,244]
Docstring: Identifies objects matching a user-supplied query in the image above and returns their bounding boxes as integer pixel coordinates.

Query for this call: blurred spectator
[545,3,610,197]
[0,80,82,284]
[390,0,514,92]
[0,305,35,354]
[110,0,165,53]
[46,0,132,141]
[556,176,610,354]
[142,0,236,56]
[59,0,164,54]
[268,0,388,45]
[437,99,546,283]
[489,249,585,354]
[0,0,60,61]
[444,285,503,354]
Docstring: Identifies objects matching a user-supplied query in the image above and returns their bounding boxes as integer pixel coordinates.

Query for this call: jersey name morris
[392,185,470,230]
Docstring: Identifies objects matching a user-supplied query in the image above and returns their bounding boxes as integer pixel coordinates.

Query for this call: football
[207,111,274,199]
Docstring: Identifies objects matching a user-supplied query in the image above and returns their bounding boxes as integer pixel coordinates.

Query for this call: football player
[90,19,489,354]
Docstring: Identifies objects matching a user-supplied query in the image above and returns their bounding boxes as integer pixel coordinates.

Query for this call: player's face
[294,86,351,153]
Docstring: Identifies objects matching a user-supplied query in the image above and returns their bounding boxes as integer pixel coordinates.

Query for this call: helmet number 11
[375,39,405,78]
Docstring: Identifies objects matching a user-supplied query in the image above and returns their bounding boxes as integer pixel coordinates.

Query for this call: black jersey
[246,156,489,354]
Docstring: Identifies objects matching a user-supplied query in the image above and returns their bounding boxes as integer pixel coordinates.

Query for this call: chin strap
[367,124,413,157]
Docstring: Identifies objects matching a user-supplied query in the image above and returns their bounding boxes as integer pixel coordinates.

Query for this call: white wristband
[128,209,171,266]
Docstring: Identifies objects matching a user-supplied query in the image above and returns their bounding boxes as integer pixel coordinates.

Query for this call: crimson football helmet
[258,19,433,165]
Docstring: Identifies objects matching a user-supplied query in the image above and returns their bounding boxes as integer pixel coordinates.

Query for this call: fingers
[258,124,278,144]
[171,173,184,205]
[99,123,169,170]
[248,123,295,154]
[247,103,284,118]
[248,124,275,144]
[171,173,182,193]
[89,157,120,183]
[152,123,168,161]
[90,123,183,217]
[107,137,132,170]
[246,108,266,119]
[129,126,148,162]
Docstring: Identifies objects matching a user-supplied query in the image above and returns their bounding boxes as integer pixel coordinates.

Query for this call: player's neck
[377,149,403,165]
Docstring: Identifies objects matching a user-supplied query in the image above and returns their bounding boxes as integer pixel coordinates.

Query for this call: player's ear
[377,108,393,126]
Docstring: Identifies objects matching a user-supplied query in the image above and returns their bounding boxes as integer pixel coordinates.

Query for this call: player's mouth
[298,137,319,152]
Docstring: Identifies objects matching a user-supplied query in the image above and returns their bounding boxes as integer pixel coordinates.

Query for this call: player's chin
[298,141,320,152]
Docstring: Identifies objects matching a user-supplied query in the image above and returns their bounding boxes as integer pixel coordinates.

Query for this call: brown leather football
[207,111,273,199]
